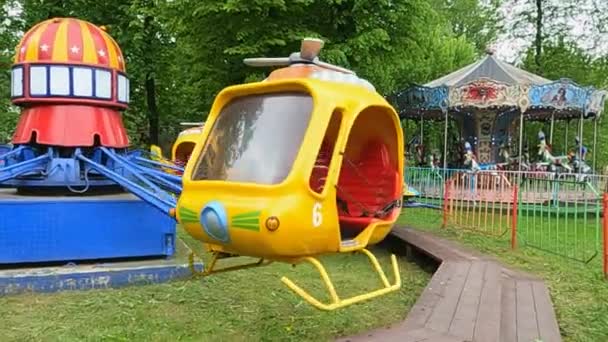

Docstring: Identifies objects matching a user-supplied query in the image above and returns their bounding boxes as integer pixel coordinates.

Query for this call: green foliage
[172,0,477,98]
[521,39,605,85]
[431,0,503,53]
[0,0,479,147]
[1,0,604,167]
[0,0,22,142]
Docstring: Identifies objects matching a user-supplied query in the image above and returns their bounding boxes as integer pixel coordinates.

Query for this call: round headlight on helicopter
[200,201,230,243]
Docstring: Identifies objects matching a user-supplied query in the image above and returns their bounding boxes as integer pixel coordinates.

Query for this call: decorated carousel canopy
[390,50,607,121]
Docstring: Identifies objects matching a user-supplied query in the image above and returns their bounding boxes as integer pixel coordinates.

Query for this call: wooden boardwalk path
[338,227,561,342]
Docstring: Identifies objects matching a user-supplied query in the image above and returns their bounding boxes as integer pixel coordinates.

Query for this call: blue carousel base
[0,189,176,264]
[0,238,203,296]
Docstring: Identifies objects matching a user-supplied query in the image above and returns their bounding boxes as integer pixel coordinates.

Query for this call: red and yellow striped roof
[14,17,125,72]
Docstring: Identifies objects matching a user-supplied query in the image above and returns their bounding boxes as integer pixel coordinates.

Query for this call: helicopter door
[174,142,196,166]
[335,108,401,236]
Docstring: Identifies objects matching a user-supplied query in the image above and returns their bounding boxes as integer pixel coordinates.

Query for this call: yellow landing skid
[281,249,401,311]
[188,250,273,276]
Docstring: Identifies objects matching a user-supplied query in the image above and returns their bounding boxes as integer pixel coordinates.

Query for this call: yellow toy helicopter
[150,122,204,174]
[173,38,404,310]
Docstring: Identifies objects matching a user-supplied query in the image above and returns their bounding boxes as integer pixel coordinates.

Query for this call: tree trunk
[145,75,159,145]
[143,13,159,146]
[535,0,543,72]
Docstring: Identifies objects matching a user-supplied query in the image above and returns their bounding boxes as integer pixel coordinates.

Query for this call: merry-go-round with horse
[389,48,607,209]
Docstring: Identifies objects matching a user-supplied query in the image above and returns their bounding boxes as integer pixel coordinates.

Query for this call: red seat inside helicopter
[309,140,400,231]
[336,140,400,231]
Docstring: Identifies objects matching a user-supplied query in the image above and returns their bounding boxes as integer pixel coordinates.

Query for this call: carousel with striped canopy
[0,18,183,265]
[11,17,129,147]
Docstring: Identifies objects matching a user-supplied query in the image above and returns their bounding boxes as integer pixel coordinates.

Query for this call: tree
[1,0,480,148]
[0,0,24,142]
[171,0,477,102]
[499,0,603,71]
[430,0,503,54]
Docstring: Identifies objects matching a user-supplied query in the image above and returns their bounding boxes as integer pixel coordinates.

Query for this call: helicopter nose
[200,201,230,243]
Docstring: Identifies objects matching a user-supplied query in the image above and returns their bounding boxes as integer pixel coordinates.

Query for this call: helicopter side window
[192,92,313,185]
[309,110,342,194]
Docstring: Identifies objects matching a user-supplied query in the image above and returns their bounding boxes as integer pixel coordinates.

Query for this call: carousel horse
[497,143,513,170]
[567,137,592,181]
[536,131,571,173]
[497,143,530,171]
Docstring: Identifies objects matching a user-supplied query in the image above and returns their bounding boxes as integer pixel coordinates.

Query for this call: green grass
[400,208,608,342]
[0,229,429,342]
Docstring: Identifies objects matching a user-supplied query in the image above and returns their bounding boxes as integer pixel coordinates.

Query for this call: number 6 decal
[312,202,322,227]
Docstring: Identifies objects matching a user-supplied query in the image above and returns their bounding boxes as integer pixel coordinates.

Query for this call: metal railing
[403,167,606,266]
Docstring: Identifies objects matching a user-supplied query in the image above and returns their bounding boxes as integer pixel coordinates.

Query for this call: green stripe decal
[179,207,199,223]
[231,218,259,225]
[231,210,261,231]
[180,208,197,216]
[231,223,260,231]
[232,211,261,219]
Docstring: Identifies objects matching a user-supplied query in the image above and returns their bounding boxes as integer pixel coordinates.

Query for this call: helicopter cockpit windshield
[192,92,313,184]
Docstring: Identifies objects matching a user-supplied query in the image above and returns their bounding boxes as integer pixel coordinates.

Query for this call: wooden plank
[500,277,517,342]
[393,327,465,342]
[391,229,445,261]
[336,327,464,342]
[532,281,562,342]
[473,262,502,342]
[385,327,450,342]
[403,261,459,330]
[337,228,562,342]
[392,228,470,261]
[425,262,472,334]
[448,261,487,339]
[516,280,541,342]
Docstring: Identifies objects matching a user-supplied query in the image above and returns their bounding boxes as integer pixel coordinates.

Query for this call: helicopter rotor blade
[243,57,291,67]
[179,122,204,126]
[300,38,324,61]
[315,61,355,75]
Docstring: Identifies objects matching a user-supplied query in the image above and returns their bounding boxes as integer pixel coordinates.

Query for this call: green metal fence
[402,167,605,264]
[401,167,467,229]
[517,177,601,263]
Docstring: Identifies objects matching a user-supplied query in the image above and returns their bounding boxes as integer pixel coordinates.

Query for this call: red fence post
[511,184,519,250]
[442,180,451,228]
[603,193,608,279]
